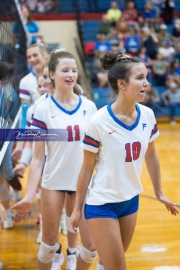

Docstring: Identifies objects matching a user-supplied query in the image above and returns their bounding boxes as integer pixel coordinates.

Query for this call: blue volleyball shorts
[85,195,139,219]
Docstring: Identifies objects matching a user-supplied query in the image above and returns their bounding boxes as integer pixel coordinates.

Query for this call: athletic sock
[97,262,104,270]
[67,247,76,255]
[56,244,62,254]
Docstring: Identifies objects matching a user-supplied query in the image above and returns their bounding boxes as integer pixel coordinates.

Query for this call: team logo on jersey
[142,123,147,130]
[109,130,116,134]
[83,110,87,116]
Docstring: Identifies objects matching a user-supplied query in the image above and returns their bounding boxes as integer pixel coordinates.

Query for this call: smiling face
[50,58,78,91]
[43,66,54,93]
[27,46,46,73]
[37,76,48,95]
[120,63,149,103]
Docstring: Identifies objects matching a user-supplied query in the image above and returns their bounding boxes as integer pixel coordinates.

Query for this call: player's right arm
[70,149,97,231]
[11,140,45,222]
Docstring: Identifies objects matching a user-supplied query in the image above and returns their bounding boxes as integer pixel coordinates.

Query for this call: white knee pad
[80,245,98,263]
[0,180,10,202]
[38,241,59,264]
[66,216,79,233]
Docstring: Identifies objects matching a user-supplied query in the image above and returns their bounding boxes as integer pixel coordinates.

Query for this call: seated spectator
[161,82,180,124]
[116,20,129,39]
[141,27,158,59]
[138,46,153,82]
[94,34,111,56]
[141,84,162,116]
[137,14,146,29]
[124,28,140,55]
[143,3,156,28]
[152,52,168,86]
[93,52,108,88]
[123,1,138,28]
[158,40,175,62]
[98,14,111,35]
[106,27,122,50]
[172,19,180,46]
[106,1,122,26]
[168,59,180,86]
[158,24,172,47]
[147,0,162,18]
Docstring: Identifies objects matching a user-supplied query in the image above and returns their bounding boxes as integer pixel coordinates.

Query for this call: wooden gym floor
[0,123,180,270]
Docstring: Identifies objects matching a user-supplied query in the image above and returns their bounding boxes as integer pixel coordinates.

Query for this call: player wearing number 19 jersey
[82,103,159,206]
[31,95,97,191]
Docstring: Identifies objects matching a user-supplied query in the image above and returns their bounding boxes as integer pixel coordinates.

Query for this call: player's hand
[70,209,82,232]
[13,163,26,177]
[11,198,32,223]
[7,174,22,191]
[12,147,22,161]
[157,194,179,215]
[0,204,6,230]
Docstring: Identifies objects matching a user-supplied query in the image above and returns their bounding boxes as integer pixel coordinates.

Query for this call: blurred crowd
[84,0,180,123]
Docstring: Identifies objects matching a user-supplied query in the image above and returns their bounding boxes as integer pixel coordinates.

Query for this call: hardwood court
[0,123,180,270]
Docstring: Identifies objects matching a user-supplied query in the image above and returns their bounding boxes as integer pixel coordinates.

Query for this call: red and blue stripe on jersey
[31,118,47,130]
[83,134,100,148]
[19,89,30,96]
[150,123,158,138]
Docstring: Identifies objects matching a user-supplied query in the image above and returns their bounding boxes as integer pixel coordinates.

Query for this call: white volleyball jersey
[19,71,40,103]
[31,96,97,190]
[26,93,49,127]
[82,103,159,205]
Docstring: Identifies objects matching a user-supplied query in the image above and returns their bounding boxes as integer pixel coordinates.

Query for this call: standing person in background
[162,0,175,25]
[12,50,98,270]
[21,5,40,44]
[71,51,178,270]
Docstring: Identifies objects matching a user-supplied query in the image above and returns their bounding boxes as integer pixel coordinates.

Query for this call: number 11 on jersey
[67,125,80,142]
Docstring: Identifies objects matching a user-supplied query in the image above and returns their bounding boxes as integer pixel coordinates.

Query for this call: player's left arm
[145,141,179,215]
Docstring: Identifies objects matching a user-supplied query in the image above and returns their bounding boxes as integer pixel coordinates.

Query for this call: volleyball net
[0,0,28,163]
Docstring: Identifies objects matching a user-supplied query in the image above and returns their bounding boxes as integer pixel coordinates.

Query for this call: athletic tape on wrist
[20,148,32,166]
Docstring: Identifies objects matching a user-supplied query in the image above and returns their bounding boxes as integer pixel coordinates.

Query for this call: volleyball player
[71,51,179,270]
[12,50,98,270]
[12,43,48,161]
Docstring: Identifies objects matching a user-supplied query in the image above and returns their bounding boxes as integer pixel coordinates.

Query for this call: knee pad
[80,245,98,263]
[0,180,10,202]
[38,241,59,264]
[66,216,79,233]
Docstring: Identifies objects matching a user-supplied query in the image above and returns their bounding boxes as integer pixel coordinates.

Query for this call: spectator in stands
[140,84,161,116]
[123,1,138,28]
[124,28,141,55]
[147,0,162,18]
[93,52,108,88]
[106,1,122,26]
[168,59,180,86]
[161,81,180,124]
[106,27,123,50]
[158,40,175,63]
[158,24,172,47]
[152,52,168,86]
[94,34,111,56]
[98,14,111,35]
[137,14,146,29]
[172,19,180,46]
[162,0,175,25]
[116,19,129,39]
[143,2,156,28]
[138,46,152,82]
[141,27,158,59]
[21,5,40,44]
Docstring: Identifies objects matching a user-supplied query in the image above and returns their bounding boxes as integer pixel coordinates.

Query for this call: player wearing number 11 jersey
[31,95,96,191]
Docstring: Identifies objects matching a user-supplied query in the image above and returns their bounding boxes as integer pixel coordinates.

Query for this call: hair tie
[54,48,66,53]
[115,54,130,62]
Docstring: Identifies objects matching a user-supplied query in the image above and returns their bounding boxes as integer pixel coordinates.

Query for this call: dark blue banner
[0,129,68,141]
